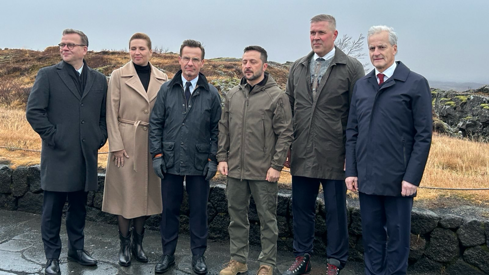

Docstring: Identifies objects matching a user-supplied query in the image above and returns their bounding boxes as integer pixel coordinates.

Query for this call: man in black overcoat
[26,29,108,275]
[149,39,221,274]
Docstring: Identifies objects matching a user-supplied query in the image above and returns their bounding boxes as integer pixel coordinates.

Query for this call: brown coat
[286,47,365,180]
[102,62,167,219]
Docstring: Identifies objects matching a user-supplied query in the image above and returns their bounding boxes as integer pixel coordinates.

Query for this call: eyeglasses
[58,43,86,50]
[181,56,202,64]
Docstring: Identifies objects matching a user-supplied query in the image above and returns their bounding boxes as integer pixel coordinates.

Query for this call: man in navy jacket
[345,26,432,275]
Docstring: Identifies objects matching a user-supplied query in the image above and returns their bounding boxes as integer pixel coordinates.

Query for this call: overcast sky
[2,0,488,84]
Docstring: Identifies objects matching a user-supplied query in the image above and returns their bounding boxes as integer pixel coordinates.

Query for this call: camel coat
[102,62,167,219]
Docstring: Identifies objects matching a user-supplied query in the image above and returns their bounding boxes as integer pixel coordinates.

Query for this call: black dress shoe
[192,255,207,274]
[67,249,97,266]
[45,259,61,275]
[155,254,175,274]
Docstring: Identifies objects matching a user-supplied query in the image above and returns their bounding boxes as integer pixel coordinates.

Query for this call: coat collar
[119,61,167,102]
[298,46,349,68]
[55,60,94,100]
[367,61,410,89]
[238,72,277,95]
[169,70,210,92]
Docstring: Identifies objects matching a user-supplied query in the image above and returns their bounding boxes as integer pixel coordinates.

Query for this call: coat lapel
[367,70,379,90]
[379,62,408,91]
[121,62,148,102]
[82,67,94,99]
[299,52,314,101]
[147,65,167,103]
[56,62,81,100]
[316,47,346,97]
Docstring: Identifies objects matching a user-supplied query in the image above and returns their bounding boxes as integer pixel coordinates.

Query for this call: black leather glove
[152,156,167,179]
[203,160,217,181]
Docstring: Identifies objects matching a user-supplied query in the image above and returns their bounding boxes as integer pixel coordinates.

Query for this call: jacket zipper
[262,116,266,152]
[240,88,249,180]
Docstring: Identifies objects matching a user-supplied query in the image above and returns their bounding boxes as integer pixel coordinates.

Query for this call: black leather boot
[132,228,148,262]
[118,230,132,267]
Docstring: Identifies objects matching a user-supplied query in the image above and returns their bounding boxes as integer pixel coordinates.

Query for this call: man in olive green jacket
[217,46,293,275]
[283,14,365,275]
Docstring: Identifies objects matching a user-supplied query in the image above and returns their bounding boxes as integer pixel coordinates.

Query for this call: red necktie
[377,73,385,85]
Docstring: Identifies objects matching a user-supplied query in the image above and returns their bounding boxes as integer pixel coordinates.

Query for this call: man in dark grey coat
[149,39,221,274]
[284,14,364,275]
[26,29,108,275]
[345,26,432,275]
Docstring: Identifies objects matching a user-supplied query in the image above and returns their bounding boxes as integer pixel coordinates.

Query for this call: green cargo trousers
[226,177,278,267]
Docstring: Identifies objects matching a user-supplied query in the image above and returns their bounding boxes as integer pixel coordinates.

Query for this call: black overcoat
[26,61,108,192]
[149,70,221,176]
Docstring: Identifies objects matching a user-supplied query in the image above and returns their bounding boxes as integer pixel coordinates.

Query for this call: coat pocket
[194,143,210,171]
[162,142,175,168]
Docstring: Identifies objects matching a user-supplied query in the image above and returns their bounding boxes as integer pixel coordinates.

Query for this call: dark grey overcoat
[286,47,365,180]
[26,61,108,192]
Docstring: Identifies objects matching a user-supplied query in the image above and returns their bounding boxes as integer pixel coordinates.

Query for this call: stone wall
[1,165,489,274]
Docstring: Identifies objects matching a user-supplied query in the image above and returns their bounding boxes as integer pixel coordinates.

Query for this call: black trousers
[291,176,349,267]
[160,174,209,256]
[41,190,88,259]
[359,192,413,275]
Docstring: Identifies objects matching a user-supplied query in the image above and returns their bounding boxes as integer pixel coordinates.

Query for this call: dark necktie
[312,58,324,99]
[185,81,191,104]
[377,73,385,85]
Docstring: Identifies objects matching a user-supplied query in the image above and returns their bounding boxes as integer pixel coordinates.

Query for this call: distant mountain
[428,80,487,92]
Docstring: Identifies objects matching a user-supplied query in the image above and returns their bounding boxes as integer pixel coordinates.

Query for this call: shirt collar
[76,65,83,76]
[181,75,199,91]
[375,61,397,79]
[314,47,335,61]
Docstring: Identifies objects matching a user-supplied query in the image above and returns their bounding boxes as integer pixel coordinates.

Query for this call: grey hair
[310,14,336,30]
[62,29,89,47]
[367,25,397,46]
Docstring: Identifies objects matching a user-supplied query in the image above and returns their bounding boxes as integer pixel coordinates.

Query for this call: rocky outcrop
[432,88,489,140]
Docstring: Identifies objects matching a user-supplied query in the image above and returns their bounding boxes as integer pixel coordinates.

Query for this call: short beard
[244,69,262,82]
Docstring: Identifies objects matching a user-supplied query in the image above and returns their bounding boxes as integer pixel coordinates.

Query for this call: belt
[118,118,150,172]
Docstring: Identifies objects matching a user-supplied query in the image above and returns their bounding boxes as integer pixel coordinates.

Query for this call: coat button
[181,142,184,145]
[81,120,85,124]
[142,126,147,131]
[144,109,148,114]
[82,139,86,142]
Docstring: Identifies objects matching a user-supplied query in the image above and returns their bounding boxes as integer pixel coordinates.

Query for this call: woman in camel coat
[102,33,167,267]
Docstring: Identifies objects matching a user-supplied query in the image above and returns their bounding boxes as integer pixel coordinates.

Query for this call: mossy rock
[444,101,456,107]
[455,95,468,103]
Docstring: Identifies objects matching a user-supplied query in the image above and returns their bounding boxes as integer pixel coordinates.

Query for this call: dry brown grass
[1,107,488,205]
[1,48,488,205]
[0,107,109,169]
[417,133,489,204]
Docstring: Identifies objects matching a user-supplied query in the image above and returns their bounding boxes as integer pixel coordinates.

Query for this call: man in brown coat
[217,46,293,275]
[283,14,364,275]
